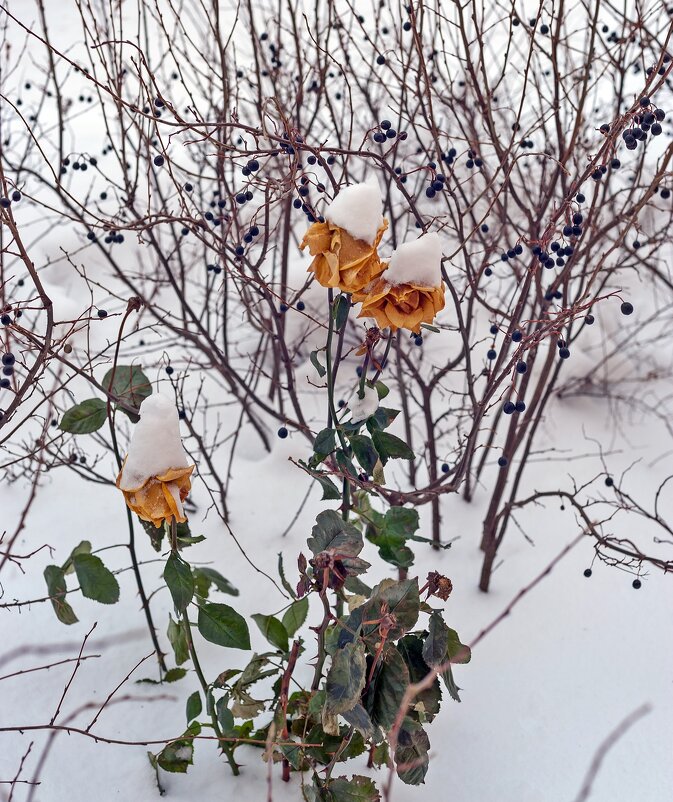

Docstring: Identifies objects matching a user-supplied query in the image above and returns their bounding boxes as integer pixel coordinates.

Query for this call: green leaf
[446,627,472,664]
[44,565,78,625]
[371,430,414,465]
[422,611,450,668]
[197,603,250,650]
[332,294,350,330]
[310,349,327,378]
[420,323,440,333]
[186,691,202,722]
[367,407,399,432]
[167,614,189,665]
[326,775,381,801]
[164,552,194,613]
[102,364,152,421]
[62,540,91,575]
[398,636,442,722]
[192,566,238,599]
[363,578,420,641]
[441,663,462,702]
[324,641,367,717]
[164,667,188,682]
[383,507,419,539]
[155,724,199,773]
[282,597,308,637]
[308,510,363,557]
[365,510,417,570]
[277,552,297,599]
[72,553,120,604]
[315,474,342,501]
[341,703,375,739]
[252,613,289,652]
[395,717,430,785]
[349,435,379,475]
[374,381,389,400]
[215,696,236,734]
[313,428,337,459]
[364,646,410,730]
[335,449,358,478]
[59,398,107,434]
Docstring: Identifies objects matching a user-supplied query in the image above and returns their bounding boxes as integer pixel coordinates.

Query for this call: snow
[118,394,190,490]
[385,232,443,287]
[348,384,379,422]
[326,179,384,245]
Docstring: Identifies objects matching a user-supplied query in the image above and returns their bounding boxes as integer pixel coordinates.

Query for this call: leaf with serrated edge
[308,510,363,557]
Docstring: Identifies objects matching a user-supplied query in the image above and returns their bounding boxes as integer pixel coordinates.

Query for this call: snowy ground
[2,386,672,801]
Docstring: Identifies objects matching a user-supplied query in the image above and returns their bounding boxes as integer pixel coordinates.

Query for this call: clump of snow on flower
[326,178,383,245]
[349,384,379,423]
[118,394,190,490]
[385,232,443,287]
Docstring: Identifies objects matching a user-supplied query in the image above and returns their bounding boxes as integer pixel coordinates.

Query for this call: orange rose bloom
[116,463,194,528]
[353,275,445,334]
[300,219,388,293]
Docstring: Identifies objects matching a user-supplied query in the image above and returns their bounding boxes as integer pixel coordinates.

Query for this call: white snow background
[1,1,672,801]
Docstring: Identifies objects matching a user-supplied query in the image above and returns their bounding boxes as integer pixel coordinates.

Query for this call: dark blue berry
[511,330,522,342]
[620,301,634,315]
[515,361,527,374]
[497,456,508,467]
[97,309,107,318]
[559,347,570,359]
[153,155,165,166]
[503,401,516,414]
[297,300,305,311]
[277,426,289,439]
[583,568,592,578]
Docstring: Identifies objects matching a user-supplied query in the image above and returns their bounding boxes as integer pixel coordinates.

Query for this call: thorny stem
[168,518,240,776]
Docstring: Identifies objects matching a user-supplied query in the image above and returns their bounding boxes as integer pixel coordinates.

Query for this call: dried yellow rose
[353,275,445,334]
[300,219,388,293]
[116,464,194,528]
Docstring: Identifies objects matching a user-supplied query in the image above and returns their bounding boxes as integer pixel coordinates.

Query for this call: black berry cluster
[373,119,399,143]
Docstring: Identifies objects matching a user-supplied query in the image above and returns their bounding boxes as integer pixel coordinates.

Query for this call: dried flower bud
[427,571,453,601]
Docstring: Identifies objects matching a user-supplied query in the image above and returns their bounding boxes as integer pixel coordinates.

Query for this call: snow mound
[385,232,443,287]
[118,394,190,490]
[326,180,383,245]
[349,384,379,422]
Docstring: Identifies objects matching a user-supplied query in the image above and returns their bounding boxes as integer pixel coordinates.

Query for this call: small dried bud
[127,296,143,313]
[427,571,453,601]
